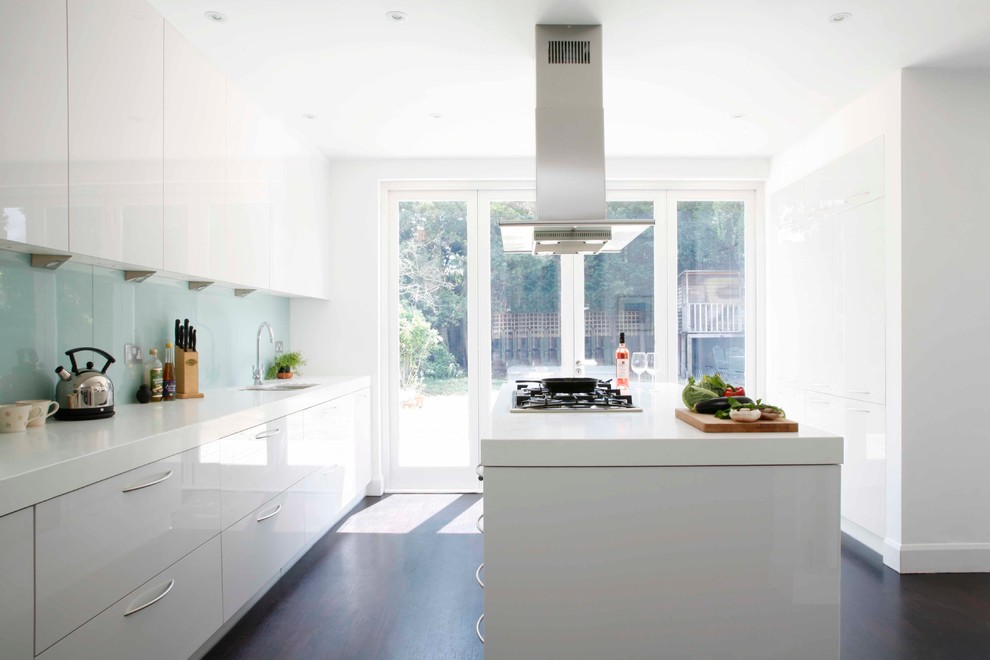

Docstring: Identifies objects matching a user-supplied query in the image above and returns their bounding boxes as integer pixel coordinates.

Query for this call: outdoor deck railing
[680,302,744,334]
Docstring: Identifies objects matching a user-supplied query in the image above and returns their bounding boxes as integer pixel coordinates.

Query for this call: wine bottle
[615,332,630,389]
[162,343,176,401]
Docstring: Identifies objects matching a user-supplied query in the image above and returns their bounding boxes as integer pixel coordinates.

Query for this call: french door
[387,187,755,492]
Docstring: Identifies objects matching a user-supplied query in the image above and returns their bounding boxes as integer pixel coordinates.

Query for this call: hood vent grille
[548,40,591,64]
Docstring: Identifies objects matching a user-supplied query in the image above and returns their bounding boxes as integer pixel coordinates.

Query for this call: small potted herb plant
[266,351,306,380]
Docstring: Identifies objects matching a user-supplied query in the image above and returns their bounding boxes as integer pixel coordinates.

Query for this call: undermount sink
[240,383,318,392]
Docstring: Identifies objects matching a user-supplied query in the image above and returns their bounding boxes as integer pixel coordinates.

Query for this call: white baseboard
[840,517,884,555]
[883,538,990,573]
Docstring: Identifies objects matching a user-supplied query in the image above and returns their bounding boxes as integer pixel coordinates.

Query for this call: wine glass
[631,352,647,388]
[645,352,658,389]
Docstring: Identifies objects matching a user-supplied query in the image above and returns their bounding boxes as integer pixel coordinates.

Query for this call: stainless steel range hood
[499,25,652,255]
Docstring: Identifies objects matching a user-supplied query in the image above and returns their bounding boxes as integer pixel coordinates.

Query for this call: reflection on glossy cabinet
[218,81,271,289]
[67,0,164,268]
[0,508,33,660]
[38,537,223,660]
[301,465,346,543]
[219,419,288,530]
[35,442,221,654]
[221,489,307,620]
[0,0,68,252]
[163,22,225,279]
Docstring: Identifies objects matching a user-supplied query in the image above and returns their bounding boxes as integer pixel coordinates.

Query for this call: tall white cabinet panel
[35,444,221,653]
[38,536,223,660]
[0,0,68,252]
[217,81,271,289]
[163,22,225,279]
[67,0,164,268]
[0,508,33,660]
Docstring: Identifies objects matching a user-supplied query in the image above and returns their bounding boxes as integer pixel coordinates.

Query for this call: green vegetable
[699,373,727,397]
[681,376,720,411]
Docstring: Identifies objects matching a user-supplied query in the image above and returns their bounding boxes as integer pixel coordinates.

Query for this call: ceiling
[150,0,990,160]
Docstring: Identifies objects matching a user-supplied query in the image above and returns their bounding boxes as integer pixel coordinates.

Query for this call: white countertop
[0,375,370,517]
[482,383,843,467]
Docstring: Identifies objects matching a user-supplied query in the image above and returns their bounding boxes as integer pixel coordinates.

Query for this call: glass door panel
[675,199,747,385]
[582,201,655,384]
[489,200,562,395]
[390,193,479,492]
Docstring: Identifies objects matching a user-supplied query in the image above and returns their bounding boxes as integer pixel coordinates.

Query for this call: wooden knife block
[175,347,205,399]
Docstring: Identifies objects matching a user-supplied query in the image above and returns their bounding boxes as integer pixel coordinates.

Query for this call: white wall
[898,69,990,572]
[292,156,769,494]
[768,71,904,565]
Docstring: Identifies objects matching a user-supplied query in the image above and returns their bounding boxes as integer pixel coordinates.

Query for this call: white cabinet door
[219,419,288,530]
[301,465,346,543]
[269,148,330,298]
[839,200,885,404]
[0,508,33,660]
[163,22,225,279]
[217,81,271,289]
[353,388,372,495]
[221,489,307,620]
[35,442,221,654]
[67,0,164,268]
[38,537,223,660]
[0,0,68,253]
[839,401,886,539]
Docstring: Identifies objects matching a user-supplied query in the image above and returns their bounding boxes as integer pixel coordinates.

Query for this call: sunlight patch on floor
[337,494,460,534]
[437,498,483,534]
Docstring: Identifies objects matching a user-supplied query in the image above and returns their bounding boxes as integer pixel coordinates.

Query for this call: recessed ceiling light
[730,113,745,119]
[204,11,226,23]
[302,113,317,120]
[386,11,408,22]
[828,12,852,23]
[431,112,442,119]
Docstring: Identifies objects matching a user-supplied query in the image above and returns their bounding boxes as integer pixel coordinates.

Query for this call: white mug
[0,404,43,433]
[15,400,60,427]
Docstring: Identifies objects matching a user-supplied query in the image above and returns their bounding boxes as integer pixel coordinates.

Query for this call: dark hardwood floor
[205,495,990,660]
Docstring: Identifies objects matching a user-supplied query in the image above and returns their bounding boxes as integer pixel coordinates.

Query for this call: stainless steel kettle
[54,347,116,420]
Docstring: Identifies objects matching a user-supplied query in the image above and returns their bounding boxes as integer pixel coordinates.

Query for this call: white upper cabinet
[217,81,272,289]
[163,22,225,280]
[67,0,164,268]
[269,130,330,299]
[0,0,68,253]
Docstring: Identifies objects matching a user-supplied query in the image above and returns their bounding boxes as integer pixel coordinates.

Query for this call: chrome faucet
[253,322,275,385]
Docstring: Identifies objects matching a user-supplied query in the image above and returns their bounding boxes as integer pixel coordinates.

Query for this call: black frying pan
[540,377,600,395]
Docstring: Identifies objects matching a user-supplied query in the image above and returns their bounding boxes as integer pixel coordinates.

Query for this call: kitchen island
[480,383,843,660]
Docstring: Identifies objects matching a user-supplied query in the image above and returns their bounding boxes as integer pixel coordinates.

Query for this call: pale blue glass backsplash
[0,249,290,404]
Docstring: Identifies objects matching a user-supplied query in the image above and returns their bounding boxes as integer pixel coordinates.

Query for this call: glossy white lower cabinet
[0,508,33,660]
[219,419,289,530]
[484,465,840,660]
[38,537,223,660]
[221,489,307,621]
[35,442,221,653]
[302,465,346,543]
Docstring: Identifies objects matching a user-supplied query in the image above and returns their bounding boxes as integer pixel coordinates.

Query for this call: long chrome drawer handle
[124,579,175,617]
[476,614,484,644]
[846,408,871,414]
[255,429,281,439]
[256,503,282,523]
[845,390,871,395]
[122,470,174,493]
[475,562,485,589]
[476,514,484,534]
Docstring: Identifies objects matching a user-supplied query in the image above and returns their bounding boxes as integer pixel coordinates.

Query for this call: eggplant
[694,396,754,414]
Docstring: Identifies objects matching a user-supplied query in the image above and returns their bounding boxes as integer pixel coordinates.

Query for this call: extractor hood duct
[499,25,652,255]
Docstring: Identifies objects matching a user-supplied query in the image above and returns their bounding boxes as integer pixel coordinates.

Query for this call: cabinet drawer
[0,508,33,660]
[302,465,346,542]
[38,537,222,660]
[220,418,292,529]
[35,443,220,653]
[221,489,307,620]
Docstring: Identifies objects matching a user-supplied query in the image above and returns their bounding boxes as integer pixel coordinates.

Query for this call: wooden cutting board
[675,408,798,433]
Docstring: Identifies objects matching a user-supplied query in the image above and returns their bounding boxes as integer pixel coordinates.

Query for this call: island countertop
[482,383,843,467]
[0,375,370,517]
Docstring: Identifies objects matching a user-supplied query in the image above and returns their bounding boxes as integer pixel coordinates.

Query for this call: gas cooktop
[510,380,643,413]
